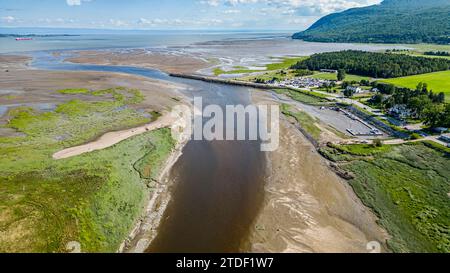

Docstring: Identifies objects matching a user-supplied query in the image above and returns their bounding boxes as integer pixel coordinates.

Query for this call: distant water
[0,32,291,54]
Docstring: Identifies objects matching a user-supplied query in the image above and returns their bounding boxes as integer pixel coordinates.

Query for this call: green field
[310,72,370,82]
[408,44,450,54]
[320,142,450,253]
[382,71,450,102]
[0,88,175,252]
[265,56,308,70]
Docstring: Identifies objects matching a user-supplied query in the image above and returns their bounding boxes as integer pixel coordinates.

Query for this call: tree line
[369,82,449,128]
[424,51,450,57]
[291,50,450,78]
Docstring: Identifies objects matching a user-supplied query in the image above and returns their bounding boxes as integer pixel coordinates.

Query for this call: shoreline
[120,136,188,253]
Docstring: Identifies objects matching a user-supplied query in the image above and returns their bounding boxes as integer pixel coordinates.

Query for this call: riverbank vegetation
[320,142,450,253]
[291,51,450,78]
[0,88,175,252]
[281,104,322,141]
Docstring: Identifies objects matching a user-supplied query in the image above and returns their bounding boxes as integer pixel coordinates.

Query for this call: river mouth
[31,52,268,253]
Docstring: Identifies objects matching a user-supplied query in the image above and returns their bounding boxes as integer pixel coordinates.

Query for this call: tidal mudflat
[63,37,402,76]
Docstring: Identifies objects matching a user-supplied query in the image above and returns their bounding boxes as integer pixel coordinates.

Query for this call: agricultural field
[0,88,175,253]
[409,44,450,54]
[382,71,450,102]
[320,142,450,253]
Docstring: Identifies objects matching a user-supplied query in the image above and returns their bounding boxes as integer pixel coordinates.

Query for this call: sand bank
[247,91,389,253]
[53,113,177,159]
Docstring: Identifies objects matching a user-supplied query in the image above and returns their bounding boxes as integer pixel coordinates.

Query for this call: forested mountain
[292,0,450,44]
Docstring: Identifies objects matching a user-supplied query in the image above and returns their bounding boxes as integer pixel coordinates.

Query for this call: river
[32,51,267,253]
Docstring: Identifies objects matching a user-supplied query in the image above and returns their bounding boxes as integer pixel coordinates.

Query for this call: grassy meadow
[320,142,450,253]
[0,88,175,252]
[310,72,371,82]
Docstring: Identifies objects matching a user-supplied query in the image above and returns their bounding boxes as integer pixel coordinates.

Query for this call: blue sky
[0,0,382,30]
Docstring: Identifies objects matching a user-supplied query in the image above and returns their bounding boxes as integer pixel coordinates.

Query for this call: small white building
[389,104,413,119]
[320,69,338,73]
[346,86,363,94]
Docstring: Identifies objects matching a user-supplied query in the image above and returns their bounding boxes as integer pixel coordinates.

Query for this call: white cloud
[1,16,16,23]
[200,0,221,7]
[66,0,92,6]
[268,0,380,15]
[109,19,128,27]
[225,0,260,6]
[137,17,227,28]
[199,0,382,15]
[223,9,242,14]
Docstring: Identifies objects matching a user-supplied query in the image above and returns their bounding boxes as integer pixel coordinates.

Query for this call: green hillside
[293,0,450,44]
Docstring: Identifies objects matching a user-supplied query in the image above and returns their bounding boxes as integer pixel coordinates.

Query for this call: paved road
[312,89,384,116]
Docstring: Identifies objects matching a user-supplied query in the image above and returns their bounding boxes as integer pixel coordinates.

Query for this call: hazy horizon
[0,27,296,35]
[0,0,382,31]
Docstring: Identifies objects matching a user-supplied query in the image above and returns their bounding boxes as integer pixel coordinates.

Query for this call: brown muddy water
[147,139,266,253]
[146,81,267,253]
[33,53,267,253]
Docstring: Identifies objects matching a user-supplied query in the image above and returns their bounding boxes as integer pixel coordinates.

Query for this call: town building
[346,85,363,94]
[270,77,332,89]
[439,134,450,143]
[388,104,413,119]
[320,69,338,73]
